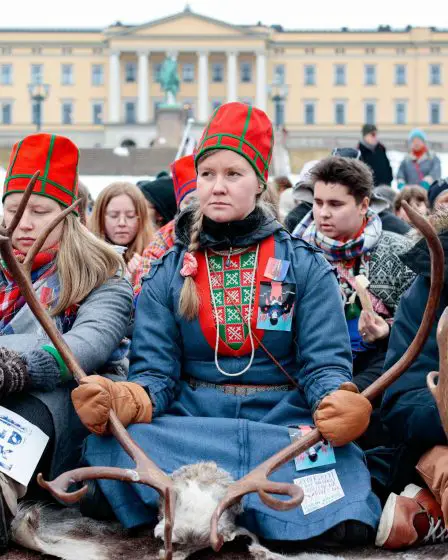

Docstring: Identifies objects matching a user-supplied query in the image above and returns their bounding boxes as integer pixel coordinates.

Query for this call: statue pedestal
[155,106,185,149]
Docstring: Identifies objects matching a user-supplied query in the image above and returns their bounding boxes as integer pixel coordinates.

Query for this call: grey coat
[0,275,133,478]
[397,152,441,188]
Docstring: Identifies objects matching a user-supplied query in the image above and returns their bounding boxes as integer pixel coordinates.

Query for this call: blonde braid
[179,207,204,320]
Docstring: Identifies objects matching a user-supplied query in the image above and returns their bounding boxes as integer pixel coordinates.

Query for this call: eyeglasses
[331,147,362,160]
[105,212,138,223]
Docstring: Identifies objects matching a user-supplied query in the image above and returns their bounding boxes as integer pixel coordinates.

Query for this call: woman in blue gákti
[73,102,381,547]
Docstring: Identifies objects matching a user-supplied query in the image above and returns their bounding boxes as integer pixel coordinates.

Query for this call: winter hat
[370,190,390,214]
[362,124,377,137]
[195,102,274,185]
[408,129,427,144]
[138,176,177,225]
[372,186,396,210]
[171,154,197,207]
[428,178,448,208]
[293,160,319,204]
[3,133,79,211]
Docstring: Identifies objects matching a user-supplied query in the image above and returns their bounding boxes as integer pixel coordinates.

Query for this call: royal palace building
[1,6,448,151]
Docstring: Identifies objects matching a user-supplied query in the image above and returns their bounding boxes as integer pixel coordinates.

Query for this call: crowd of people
[0,103,448,554]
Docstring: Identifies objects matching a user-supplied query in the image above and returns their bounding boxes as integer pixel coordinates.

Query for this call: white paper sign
[0,406,49,487]
[294,469,345,515]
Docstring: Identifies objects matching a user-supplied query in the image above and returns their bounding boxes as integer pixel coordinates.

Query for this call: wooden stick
[355,274,374,313]
[0,175,175,560]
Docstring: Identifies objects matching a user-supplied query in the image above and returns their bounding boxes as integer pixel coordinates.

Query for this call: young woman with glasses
[91,182,154,285]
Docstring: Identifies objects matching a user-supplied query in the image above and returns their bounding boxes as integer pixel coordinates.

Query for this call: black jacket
[284,202,312,233]
[379,210,411,236]
[358,142,393,186]
[381,231,448,452]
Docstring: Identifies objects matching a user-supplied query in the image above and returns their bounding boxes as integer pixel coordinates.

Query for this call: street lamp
[28,83,51,132]
[267,82,289,130]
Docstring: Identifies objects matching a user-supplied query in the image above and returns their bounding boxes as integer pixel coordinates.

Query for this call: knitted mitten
[20,349,62,392]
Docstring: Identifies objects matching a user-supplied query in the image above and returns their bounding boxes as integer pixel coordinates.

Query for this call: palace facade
[1,6,448,149]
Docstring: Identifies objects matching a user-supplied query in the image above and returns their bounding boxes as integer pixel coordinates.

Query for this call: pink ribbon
[180,252,198,278]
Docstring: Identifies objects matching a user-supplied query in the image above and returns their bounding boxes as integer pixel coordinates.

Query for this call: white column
[227,51,237,103]
[255,51,267,111]
[198,51,209,122]
[137,50,149,123]
[108,50,121,123]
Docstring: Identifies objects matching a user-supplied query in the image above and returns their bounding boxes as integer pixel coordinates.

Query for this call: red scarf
[0,248,57,326]
[412,146,427,160]
[336,218,367,270]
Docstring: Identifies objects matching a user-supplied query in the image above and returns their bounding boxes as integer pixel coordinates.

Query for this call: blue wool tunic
[84,217,381,541]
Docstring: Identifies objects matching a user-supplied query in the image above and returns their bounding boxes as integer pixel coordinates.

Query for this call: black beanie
[428,178,448,208]
[137,176,178,225]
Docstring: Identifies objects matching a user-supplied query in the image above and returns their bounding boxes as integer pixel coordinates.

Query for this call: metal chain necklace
[205,244,260,377]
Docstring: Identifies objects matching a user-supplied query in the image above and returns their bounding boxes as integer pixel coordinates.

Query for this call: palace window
[182,63,195,83]
[304,65,316,86]
[395,101,407,125]
[153,63,162,83]
[125,62,137,83]
[61,64,74,86]
[92,101,103,125]
[31,64,43,84]
[92,64,104,86]
[364,102,376,125]
[212,63,224,83]
[364,65,376,86]
[395,64,407,85]
[240,62,252,83]
[334,101,346,125]
[334,64,346,86]
[429,64,442,85]
[61,101,73,125]
[125,101,136,123]
[304,101,316,125]
[274,64,285,85]
[1,102,12,124]
[429,101,441,124]
[0,64,12,85]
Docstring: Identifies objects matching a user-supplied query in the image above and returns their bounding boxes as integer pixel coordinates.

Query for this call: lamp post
[28,83,51,132]
[267,82,290,176]
[267,82,289,130]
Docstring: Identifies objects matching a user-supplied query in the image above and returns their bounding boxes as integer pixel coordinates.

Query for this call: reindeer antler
[0,174,175,560]
[210,200,445,551]
[427,308,448,437]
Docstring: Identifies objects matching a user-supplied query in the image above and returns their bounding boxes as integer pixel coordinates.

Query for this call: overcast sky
[1,0,447,30]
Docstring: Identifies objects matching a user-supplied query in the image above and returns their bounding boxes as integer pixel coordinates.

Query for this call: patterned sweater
[133,220,176,297]
[358,230,416,315]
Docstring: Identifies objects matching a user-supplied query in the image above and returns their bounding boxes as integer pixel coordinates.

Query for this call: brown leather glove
[313,382,372,447]
[71,375,152,436]
[416,445,448,525]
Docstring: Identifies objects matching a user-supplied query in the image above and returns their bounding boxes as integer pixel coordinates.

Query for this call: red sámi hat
[171,154,197,207]
[3,133,79,212]
[195,102,274,185]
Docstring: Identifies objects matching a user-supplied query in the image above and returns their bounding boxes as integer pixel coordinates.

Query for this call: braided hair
[178,205,203,320]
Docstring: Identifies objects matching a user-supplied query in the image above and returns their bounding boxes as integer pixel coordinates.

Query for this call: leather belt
[187,377,294,396]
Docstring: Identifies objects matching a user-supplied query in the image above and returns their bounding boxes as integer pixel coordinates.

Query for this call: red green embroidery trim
[208,249,256,351]
[195,235,274,357]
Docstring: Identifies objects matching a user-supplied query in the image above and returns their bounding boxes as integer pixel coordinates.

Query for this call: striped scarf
[293,209,382,262]
[133,220,176,297]
[0,248,57,329]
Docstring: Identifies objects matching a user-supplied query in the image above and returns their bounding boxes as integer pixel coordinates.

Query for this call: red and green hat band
[3,133,79,212]
[195,103,274,185]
